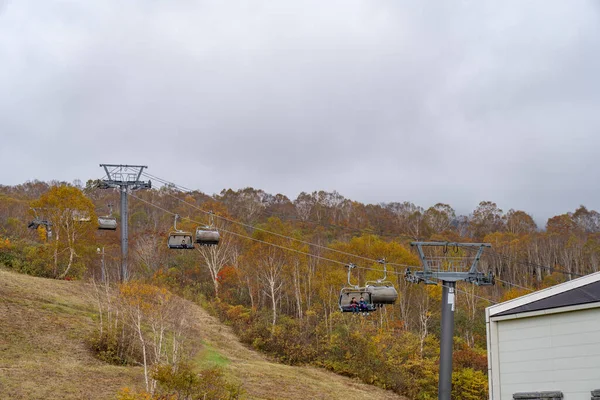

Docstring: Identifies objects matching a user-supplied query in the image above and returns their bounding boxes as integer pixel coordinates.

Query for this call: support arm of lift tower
[406,241,494,400]
[98,164,151,282]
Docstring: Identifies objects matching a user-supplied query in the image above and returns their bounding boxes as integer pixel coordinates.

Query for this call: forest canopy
[1,180,598,399]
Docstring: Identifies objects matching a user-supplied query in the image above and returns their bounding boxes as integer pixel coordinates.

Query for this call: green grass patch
[196,342,230,368]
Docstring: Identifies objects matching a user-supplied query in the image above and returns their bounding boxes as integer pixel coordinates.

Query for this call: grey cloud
[1,0,599,223]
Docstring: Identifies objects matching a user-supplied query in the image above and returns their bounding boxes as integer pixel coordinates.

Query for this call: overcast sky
[1,1,599,223]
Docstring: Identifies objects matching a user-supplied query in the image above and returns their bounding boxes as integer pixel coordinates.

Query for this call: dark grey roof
[495,280,600,317]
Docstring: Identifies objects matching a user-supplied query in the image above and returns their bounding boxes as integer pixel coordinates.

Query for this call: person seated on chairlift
[350,297,359,313]
[359,297,368,315]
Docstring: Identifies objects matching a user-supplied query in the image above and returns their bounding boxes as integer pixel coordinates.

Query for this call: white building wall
[494,307,600,400]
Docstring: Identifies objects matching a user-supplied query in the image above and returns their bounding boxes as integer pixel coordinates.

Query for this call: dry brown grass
[0,268,406,400]
[184,304,406,400]
[0,269,143,399]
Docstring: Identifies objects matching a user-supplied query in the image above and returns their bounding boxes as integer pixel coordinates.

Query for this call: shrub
[452,368,488,400]
[453,344,488,373]
[152,363,244,400]
[88,329,141,366]
[115,387,152,400]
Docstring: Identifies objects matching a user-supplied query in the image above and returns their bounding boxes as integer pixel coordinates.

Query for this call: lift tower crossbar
[99,164,151,282]
[406,242,494,400]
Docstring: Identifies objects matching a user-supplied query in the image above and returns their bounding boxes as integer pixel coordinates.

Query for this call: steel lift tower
[98,164,151,282]
[406,242,494,400]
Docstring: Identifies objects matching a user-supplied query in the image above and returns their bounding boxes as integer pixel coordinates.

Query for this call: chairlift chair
[28,219,42,229]
[338,263,377,313]
[168,214,194,250]
[194,212,220,246]
[98,204,117,230]
[72,210,91,222]
[28,208,53,240]
[365,259,398,305]
[28,219,52,234]
[98,216,117,230]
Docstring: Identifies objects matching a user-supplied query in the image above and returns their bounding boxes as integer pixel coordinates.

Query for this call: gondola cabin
[339,288,377,313]
[195,228,220,246]
[168,232,194,249]
[98,216,117,230]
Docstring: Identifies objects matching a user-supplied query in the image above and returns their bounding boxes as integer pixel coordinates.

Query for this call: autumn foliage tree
[30,184,97,278]
[118,282,189,394]
[7,179,600,399]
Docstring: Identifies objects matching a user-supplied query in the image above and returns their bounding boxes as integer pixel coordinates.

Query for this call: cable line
[462,245,585,278]
[139,172,416,269]
[138,172,542,305]
[494,277,534,292]
[435,280,498,304]
[128,192,413,276]
[129,192,502,305]
[142,171,590,283]
[458,245,571,292]
[144,170,375,235]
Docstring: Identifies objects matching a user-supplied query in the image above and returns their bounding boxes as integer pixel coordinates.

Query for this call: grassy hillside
[0,268,142,399]
[0,268,406,400]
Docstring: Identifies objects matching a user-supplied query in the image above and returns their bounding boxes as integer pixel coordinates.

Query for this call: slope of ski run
[0,268,406,400]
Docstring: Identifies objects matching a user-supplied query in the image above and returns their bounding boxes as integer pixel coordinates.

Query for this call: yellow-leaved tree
[31,185,97,279]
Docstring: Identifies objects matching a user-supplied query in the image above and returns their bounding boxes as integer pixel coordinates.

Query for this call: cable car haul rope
[123,174,508,307]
